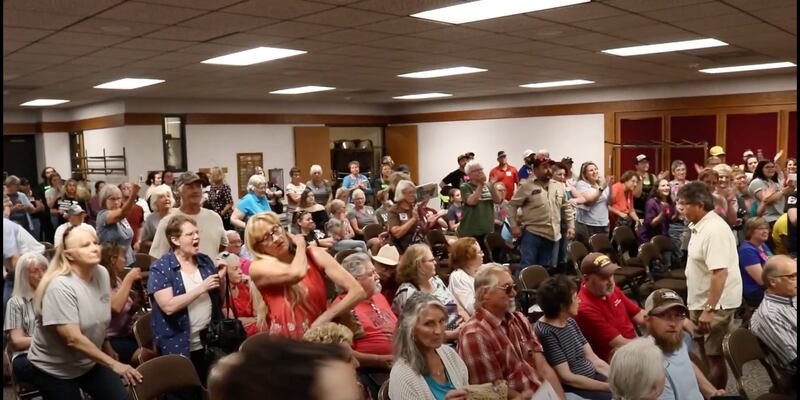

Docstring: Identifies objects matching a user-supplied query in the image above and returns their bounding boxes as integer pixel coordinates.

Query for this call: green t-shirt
[457,182,494,237]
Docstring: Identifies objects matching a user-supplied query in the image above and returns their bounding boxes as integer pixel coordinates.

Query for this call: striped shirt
[3,296,37,360]
[534,318,595,378]
[750,293,797,375]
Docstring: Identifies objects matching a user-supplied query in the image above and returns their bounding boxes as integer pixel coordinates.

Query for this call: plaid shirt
[457,307,544,394]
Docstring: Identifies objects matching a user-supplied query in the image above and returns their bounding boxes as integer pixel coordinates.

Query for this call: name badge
[399,213,408,221]
[506,171,512,177]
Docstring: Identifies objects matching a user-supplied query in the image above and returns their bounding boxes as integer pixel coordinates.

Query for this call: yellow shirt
[771,213,789,255]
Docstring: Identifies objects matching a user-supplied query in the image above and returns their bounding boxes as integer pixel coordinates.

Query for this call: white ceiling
[3,0,796,109]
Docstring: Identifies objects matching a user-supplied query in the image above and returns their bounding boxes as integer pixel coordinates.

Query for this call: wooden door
[294,127,331,181]
[385,125,418,183]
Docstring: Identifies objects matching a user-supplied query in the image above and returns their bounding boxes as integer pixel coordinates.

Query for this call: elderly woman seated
[326,199,370,254]
[3,253,48,384]
[231,174,271,230]
[608,338,666,400]
[447,238,484,317]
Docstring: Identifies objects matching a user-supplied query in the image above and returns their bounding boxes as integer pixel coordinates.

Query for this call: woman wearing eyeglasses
[245,212,367,339]
[571,162,610,245]
[392,244,465,342]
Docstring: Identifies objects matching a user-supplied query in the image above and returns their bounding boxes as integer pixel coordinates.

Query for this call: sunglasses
[494,283,516,295]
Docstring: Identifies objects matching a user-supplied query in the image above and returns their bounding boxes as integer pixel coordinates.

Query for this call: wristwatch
[703,303,717,313]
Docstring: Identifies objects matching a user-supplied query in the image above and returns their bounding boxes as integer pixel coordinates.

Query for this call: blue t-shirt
[96,209,134,267]
[738,241,772,295]
[519,165,532,180]
[423,372,455,400]
[236,192,271,219]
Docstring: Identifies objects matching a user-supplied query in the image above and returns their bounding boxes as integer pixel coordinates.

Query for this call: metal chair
[335,249,359,264]
[588,233,613,255]
[723,328,791,400]
[5,345,40,400]
[133,253,155,271]
[484,232,510,264]
[239,332,271,353]
[377,379,390,400]
[362,223,385,242]
[649,235,685,279]
[637,243,687,302]
[567,241,589,279]
[518,265,549,317]
[612,225,638,262]
[131,355,207,400]
[132,312,157,367]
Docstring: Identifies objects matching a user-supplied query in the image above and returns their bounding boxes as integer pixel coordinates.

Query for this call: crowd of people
[2,144,796,400]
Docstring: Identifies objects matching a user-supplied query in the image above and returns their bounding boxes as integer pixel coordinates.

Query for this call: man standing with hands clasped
[676,182,742,390]
[507,155,575,273]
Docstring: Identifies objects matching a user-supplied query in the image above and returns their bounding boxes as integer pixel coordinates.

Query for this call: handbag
[200,274,247,363]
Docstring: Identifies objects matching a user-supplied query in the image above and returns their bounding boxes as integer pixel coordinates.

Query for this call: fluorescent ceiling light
[20,99,69,106]
[520,79,594,88]
[202,46,306,66]
[398,66,486,79]
[602,38,727,56]
[393,93,452,100]
[699,61,797,74]
[412,0,590,24]
[269,86,335,95]
[94,78,164,90]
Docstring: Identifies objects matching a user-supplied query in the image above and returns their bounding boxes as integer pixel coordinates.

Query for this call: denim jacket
[147,250,221,357]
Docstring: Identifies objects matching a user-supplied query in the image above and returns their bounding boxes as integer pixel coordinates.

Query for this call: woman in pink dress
[244,212,367,339]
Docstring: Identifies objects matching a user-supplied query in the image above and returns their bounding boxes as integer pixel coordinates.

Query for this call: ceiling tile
[412,26,488,41]
[610,24,693,42]
[176,43,249,55]
[5,52,74,65]
[249,21,340,38]
[673,13,763,31]
[3,27,56,43]
[114,37,194,51]
[360,17,446,35]
[296,7,395,28]
[67,18,165,36]
[571,14,655,31]
[135,0,241,10]
[465,15,543,33]
[3,10,84,30]
[96,1,207,25]
[179,12,276,32]
[3,0,123,16]
[277,38,343,52]
[3,40,28,55]
[145,26,234,41]
[223,0,334,19]
[533,2,625,23]
[90,47,161,60]
[210,33,292,47]
[712,0,795,12]
[41,31,129,47]
[349,0,464,16]
[599,0,708,12]
[19,43,100,57]
[643,2,739,22]
[311,29,391,44]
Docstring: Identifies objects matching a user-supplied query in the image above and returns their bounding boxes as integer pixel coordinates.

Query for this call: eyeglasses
[652,311,687,322]
[357,268,377,279]
[259,225,284,246]
[494,283,516,295]
[775,273,797,280]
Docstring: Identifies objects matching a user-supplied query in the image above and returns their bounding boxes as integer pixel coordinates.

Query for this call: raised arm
[249,234,309,287]
[307,247,367,328]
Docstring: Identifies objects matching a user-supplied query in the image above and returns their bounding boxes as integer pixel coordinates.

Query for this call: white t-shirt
[180,269,212,351]
[149,208,228,260]
[285,182,306,214]
[448,268,476,315]
[53,222,97,249]
[686,211,742,310]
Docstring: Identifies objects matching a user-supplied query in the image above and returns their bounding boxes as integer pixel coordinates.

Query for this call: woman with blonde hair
[207,166,234,230]
[245,211,367,338]
[28,225,141,398]
[392,244,464,341]
[4,252,47,384]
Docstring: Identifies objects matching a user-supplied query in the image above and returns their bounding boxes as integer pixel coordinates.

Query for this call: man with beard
[574,253,645,362]
[370,244,400,304]
[507,155,575,272]
[643,289,725,400]
[458,264,566,399]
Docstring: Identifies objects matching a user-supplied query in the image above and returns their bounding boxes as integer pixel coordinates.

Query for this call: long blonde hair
[34,225,97,315]
[244,212,310,325]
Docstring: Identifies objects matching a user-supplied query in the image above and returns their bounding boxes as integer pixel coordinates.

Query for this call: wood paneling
[385,125,419,183]
[3,123,39,134]
[293,127,331,184]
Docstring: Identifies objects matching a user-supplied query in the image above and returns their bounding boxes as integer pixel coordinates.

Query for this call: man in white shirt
[676,182,742,389]
[53,204,96,248]
[149,171,228,260]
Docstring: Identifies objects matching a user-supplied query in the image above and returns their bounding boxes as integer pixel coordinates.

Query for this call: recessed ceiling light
[602,38,727,56]
[398,66,487,79]
[269,86,335,95]
[393,93,452,100]
[94,78,165,90]
[202,46,306,66]
[412,0,590,24]
[520,79,594,88]
[20,99,70,106]
[699,61,797,74]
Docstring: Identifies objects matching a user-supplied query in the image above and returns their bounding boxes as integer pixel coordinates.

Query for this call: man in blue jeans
[506,155,575,273]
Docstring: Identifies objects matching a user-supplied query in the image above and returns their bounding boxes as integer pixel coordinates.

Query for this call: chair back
[134,253,156,271]
[588,233,613,254]
[650,235,673,253]
[567,241,589,277]
[723,328,782,399]
[484,232,509,264]
[426,230,449,262]
[612,225,638,260]
[362,224,384,242]
[240,332,272,353]
[139,240,152,255]
[132,355,203,400]
[378,379,390,400]
[133,312,153,349]
[638,242,664,278]
[519,265,550,291]
[6,344,40,399]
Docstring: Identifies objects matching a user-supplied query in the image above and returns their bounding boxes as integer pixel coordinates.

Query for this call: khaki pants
[689,309,735,356]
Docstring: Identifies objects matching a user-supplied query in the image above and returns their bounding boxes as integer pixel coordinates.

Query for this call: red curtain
[725,113,778,167]
[670,115,716,180]
[620,117,662,174]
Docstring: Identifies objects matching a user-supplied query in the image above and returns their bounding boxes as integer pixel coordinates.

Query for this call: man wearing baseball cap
[643,289,725,400]
[574,253,645,362]
[633,154,658,220]
[518,149,535,182]
[708,145,726,164]
[489,150,519,201]
[149,171,228,259]
[53,204,96,248]
[507,155,575,271]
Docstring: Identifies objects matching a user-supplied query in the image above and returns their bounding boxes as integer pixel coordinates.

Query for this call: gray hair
[4,175,20,186]
[148,184,174,211]
[762,255,795,289]
[609,337,664,400]
[394,292,448,375]
[246,174,267,193]
[12,252,48,300]
[351,188,365,199]
[712,163,732,177]
[310,164,323,174]
[99,184,122,210]
[474,263,508,305]
[676,182,714,211]
[670,160,686,172]
[394,180,415,203]
[465,160,483,175]
[341,252,370,277]
[226,230,240,240]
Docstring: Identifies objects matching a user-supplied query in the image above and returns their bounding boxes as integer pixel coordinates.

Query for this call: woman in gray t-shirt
[95,183,139,267]
[27,225,141,399]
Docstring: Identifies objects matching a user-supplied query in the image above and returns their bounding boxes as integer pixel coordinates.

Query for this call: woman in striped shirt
[534,275,611,400]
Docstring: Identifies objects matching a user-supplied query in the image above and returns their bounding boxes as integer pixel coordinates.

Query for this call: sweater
[388,345,469,400]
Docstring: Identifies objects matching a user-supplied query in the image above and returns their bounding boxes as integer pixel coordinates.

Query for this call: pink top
[334,293,396,355]
[257,249,327,339]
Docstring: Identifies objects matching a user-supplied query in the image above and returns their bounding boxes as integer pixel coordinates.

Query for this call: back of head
[208,338,349,400]
[609,337,664,400]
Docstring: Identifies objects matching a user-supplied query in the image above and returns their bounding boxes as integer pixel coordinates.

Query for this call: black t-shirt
[786,191,797,255]
[440,169,468,197]
[304,229,328,245]
[52,195,88,227]
[634,173,656,217]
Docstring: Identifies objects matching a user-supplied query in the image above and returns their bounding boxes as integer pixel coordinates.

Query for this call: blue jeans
[519,230,555,271]
[108,335,138,365]
[30,362,130,400]
[12,353,35,384]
